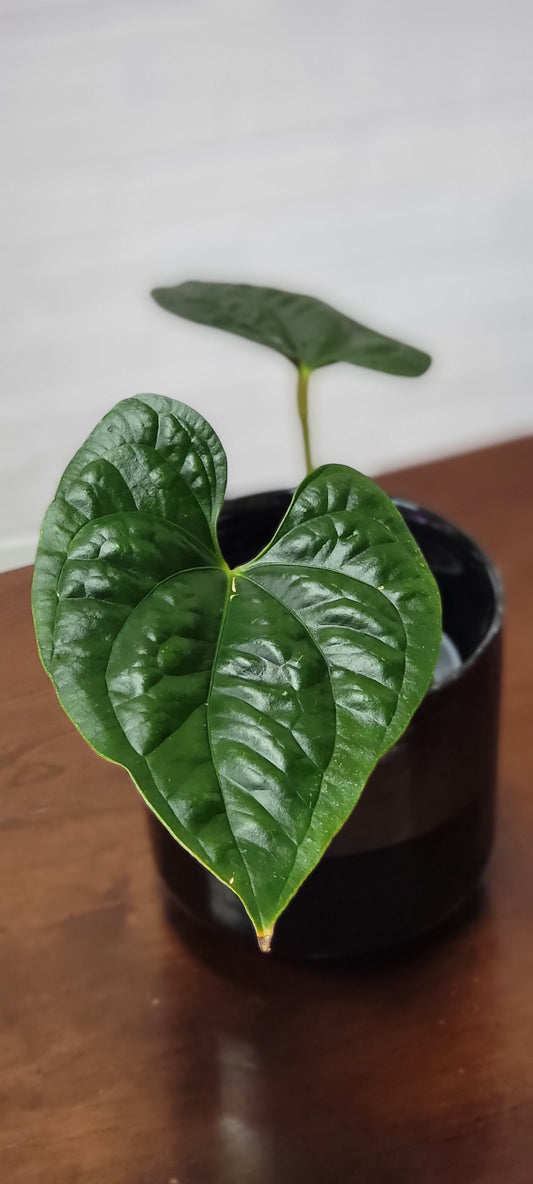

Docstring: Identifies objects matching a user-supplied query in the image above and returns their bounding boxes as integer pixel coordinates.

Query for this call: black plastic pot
[148,490,503,959]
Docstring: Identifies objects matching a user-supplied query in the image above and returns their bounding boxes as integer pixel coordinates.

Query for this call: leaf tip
[257,927,274,954]
[414,349,432,376]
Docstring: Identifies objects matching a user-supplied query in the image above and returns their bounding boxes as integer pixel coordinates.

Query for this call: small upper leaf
[32,395,441,942]
[151,281,431,376]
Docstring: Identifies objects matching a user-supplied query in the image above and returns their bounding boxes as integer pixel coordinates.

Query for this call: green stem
[297,366,313,475]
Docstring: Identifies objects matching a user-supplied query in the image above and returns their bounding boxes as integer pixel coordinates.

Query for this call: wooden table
[2,437,532,1184]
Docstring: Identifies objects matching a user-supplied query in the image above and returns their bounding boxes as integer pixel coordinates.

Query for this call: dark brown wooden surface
[1,436,532,1184]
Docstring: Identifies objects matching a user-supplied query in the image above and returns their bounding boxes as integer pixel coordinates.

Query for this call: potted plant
[32,283,502,959]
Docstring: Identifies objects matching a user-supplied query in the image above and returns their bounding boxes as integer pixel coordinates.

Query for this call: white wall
[1,0,532,571]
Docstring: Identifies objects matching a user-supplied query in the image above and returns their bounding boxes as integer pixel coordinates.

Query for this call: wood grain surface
[1,438,532,1184]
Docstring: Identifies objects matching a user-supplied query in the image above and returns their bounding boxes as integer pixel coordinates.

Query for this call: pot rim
[220,487,504,699]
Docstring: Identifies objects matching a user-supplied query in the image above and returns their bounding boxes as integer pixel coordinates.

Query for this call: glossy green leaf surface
[32,395,441,942]
[151,281,431,376]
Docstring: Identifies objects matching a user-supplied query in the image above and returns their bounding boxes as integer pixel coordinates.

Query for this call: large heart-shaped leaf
[32,395,441,947]
[151,281,431,376]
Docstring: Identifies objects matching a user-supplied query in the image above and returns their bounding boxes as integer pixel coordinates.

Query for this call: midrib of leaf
[239,570,338,920]
[202,568,264,928]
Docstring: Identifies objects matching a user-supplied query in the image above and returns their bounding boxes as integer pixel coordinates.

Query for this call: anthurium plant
[32,284,441,951]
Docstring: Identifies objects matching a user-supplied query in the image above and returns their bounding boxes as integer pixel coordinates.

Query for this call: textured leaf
[32,395,441,943]
[151,281,431,376]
